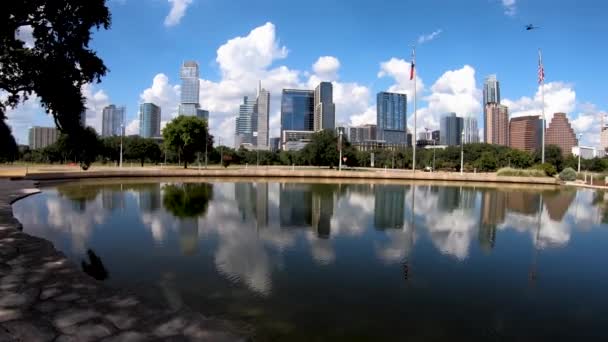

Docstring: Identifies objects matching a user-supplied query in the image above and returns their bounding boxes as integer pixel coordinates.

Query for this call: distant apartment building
[485,103,509,146]
[462,117,479,143]
[509,115,542,153]
[572,146,604,159]
[269,137,281,152]
[313,82,335,131]
[483,74,500,143]
[377,91,407,144]
[281,130,315,151]
[440,113,463,146]
[546,112,578,156]
[139,103,161,138]
[101,104,125,137]
[349,124,377,143]
[28,127,59,150]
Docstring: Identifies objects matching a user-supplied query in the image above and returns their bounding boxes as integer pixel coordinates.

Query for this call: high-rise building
[196,109,209,121]
[28,127,59,149]
[546,112,578,156]
[377,91,407,144]
[101,104,125,137]
[79,110,86,128]
[256,84,270,149]
[313,82,335,131]
[483,74,500,143]
[281,89,314,134]
[440,113,463,146]
[235,96,257,147]
[462,117,479,143]
[600,114,608,153]
[179,61,201,116]
[270,137,281,152]
[432,130,440,144]
[139,103,161,138]
[485,103,509,146]
[509,115,542,153]
[349,124,377,143]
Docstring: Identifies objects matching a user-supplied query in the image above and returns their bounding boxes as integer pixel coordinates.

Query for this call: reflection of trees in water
[592,191,608,224]
[81,249,109,281]
[162,183,214,218]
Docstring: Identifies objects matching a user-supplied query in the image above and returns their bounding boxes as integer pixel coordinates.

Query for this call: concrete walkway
[0,180,248,341]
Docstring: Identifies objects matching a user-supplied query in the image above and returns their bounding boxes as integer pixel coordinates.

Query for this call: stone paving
[0,180,249,341]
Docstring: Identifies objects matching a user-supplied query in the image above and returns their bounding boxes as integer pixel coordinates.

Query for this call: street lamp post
[578,133,583,172]
[338,130,343,171]
[460,131,464,175]
[119,122,124,168]
[432,139,436,172]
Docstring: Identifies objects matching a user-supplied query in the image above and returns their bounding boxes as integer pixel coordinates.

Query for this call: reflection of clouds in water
[427,209,477,260]
[140,211,176,243]
[499,211,570,248]
[306,232,335,265]
[375,228,415,263]
[408,186,477,260]
[329,192,374,237]
[45,196,107,253]
[198,196,272,296]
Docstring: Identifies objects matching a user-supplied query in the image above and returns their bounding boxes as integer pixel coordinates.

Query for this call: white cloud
[140,73,180,122]
[417,29,442,44]
[125,119,140,136]
[501,0,517,16]
[15,25,35,48]
[4,83,110,144]
[164,0,192,27]
[312,56,341,81]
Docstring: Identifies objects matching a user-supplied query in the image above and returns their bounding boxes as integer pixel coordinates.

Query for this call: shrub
[532,163,557,177]
[497,167,546,177]
[558,167,577,181]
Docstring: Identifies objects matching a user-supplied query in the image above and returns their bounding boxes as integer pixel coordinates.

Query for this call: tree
[2,1,111,137]
[162,183,214,218]
[536,145,564,171]
[163,116,213,168]
[301,130,340,167]
[58,127,101,169]
[0,120,18,162]
[476,151,498,171]
[125,137,161,166]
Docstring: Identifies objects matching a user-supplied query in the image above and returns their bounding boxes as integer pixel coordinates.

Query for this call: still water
[12,180,608,340]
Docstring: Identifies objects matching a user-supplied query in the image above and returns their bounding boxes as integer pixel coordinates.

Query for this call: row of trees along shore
[7,115,608,174]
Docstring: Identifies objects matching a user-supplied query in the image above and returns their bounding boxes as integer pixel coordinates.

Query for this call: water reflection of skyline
[12,181,608,295]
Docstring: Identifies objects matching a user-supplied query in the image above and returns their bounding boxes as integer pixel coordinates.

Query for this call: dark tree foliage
[1,0,111,142]
[163,116,213,168]
[162,183,214,218]
[124,137,161,166]
[0,120,18,162]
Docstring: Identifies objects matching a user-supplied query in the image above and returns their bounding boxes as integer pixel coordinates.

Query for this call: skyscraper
[281,89,314,134]
[546,112,578,156]
[79,110,86,128]
[256,83,270,149]
[483,75,500,143]
[485,103,509,146]
[349,124,377,143]
[440,113,463,146]
[179,61,201,116]
[601,114,608,152]
[509,115,542,153]
[28,127,59,149]
[139,103,161,138]
[235,96,257,147]
[377,91,407,144]
[313,82,335,131]
[196,109,209,121]
[462,116,479,143]
[101,104,125,137]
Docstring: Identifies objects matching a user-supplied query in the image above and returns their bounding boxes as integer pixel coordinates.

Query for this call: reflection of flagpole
[411,47,417,172]
[404,184,416,283]
[529,194,543,286]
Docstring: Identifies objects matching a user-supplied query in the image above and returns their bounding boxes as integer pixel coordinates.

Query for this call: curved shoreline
[0,179,248,341]
[20,167,561,186]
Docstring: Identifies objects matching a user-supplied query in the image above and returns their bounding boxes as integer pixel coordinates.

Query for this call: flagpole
[412,46,417,172]
[539,48,545,164]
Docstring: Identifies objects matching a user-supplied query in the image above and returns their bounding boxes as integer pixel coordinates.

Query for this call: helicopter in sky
[525,24,541,31]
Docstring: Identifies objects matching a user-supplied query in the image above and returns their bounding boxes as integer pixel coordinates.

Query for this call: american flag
[538,52,545,84]
[410,48,416,81]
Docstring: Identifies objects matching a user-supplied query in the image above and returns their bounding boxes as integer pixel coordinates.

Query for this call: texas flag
[410,59,415,81]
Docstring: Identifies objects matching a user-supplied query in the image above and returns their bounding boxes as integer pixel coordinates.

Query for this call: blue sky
[7,0,608,147]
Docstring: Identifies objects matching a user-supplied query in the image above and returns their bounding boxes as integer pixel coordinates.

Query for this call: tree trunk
[184,161,188,169]
[141,158,144,167]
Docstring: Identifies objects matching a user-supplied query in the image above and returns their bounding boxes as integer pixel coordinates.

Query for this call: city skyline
[5,0,606,150]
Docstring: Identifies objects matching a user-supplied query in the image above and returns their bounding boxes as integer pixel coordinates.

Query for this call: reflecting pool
[12,180,608,340]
